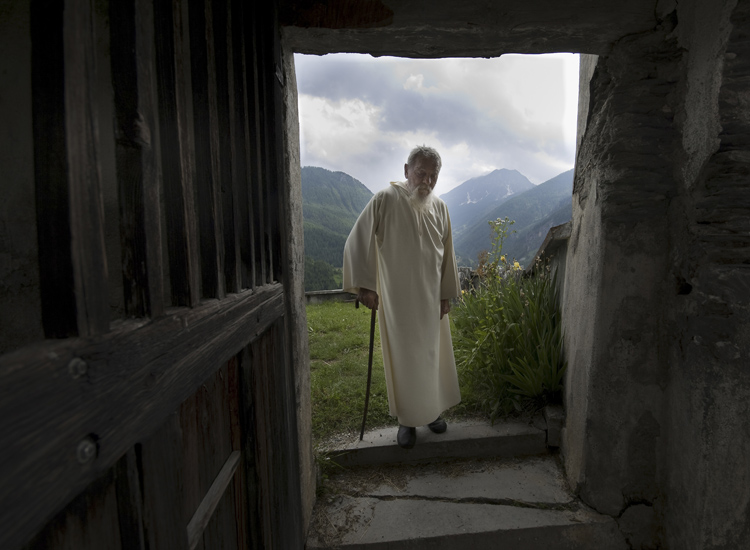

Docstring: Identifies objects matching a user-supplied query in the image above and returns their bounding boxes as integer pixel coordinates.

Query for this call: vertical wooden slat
[141,413,190,550]
[256,22,276,285]
[64,0,110,334]
[239,346,263,549]
[245,3,268,288]
[227,355,250,547]
[273,319,305,549]
[251,329,275,548]
[189,0,225,299]
[32,0,109,338]
[110,0,165,318]
[231,0,255,290]
[32,0,77,338]
[115,448,146,550]
[202,364,237,549]
[213,0,241,294]
[268,10,286,284]
[153,0,201,307]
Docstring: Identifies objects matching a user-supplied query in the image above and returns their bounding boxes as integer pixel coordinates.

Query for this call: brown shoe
[427,417,447,434]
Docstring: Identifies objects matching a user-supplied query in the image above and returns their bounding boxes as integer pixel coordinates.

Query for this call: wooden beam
[186,451,241,550]
[0,283,284,550]
[110,0,165,318]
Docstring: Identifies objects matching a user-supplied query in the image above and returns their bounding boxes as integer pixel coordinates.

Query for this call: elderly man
[343,145,461,449]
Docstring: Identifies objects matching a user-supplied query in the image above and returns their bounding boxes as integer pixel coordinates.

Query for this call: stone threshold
[307,454,626,549]
[324,405,564,469]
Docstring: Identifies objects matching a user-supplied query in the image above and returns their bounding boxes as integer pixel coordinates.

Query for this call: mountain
[453,169,574,267]
[440,169,535,235]
[301,166,373,268]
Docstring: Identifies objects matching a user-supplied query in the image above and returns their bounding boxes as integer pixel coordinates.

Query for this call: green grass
[307,301,391,444]
[307,301,486,448]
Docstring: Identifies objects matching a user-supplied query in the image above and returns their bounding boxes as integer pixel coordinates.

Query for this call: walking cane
[355,299,377,441]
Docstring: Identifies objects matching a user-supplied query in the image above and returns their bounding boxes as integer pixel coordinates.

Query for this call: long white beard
[407,184,435,214]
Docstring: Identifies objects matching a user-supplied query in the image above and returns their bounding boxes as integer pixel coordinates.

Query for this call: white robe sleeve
[342,194,381,295]
[440,206,461,300]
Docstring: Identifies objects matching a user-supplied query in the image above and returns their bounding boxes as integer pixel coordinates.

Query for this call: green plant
[452,218,566,419]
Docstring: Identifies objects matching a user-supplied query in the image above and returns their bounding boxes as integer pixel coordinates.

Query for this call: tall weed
[452,218,566,420]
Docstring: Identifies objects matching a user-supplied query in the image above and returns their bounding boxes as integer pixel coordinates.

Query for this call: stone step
[323,419,551,469]
[307,455,627,549]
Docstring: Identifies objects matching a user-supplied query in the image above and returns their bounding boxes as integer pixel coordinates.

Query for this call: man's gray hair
[407,145,442,172]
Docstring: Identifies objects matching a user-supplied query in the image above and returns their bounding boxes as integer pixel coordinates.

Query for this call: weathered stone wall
[663,0,750,547]
[564,14,681,521]
[565,1,750,547]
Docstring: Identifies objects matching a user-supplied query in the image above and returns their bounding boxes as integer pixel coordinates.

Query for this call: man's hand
[440,299,451,319]
[358,288,379,310]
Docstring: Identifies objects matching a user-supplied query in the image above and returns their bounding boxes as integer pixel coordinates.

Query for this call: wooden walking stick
[356,299,377,441]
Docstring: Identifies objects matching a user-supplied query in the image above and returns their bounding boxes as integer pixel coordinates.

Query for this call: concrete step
[323,419,551,469]
[307,455,627,549]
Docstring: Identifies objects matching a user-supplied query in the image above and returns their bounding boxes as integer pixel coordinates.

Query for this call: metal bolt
[68,358,87,379]
[77,437,97,464]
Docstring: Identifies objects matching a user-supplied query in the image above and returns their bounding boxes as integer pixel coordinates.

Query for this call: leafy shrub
[452,217,566,420]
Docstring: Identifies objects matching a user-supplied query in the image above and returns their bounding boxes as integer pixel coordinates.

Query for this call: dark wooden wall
[0,0,303,548]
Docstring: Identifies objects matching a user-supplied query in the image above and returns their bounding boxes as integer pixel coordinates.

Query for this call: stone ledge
[325,420,548,468]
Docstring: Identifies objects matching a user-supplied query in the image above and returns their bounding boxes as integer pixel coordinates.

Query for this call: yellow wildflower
[513,261,521,270]
[500,255,506,262]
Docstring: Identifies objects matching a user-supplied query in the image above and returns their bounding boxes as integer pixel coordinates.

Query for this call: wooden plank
[250,328,275,548]
[114,448,146,550]
[186,451,241,550]
[256,19,276,285]
[218,0,243,294]
[183,365,236,548]
[110,0,165,318]
[245,3,268,288]
[140,412,189,550]
[189,0,225,299]
[268,10,287,283]
[230,0,255,290]
[0,283,284,550]
[238,347,263,549]
[23,470,122,550]
[64,0,110,335]
[273,319,306,549]
[258,18,282,285]
[227,356,250,547]
[153,0,201,307]
[30,0,80,338]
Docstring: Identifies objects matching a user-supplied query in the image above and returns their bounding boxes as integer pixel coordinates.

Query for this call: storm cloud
[294,53,579,195]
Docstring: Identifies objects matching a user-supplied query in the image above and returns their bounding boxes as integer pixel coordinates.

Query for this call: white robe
[343,181,461,427]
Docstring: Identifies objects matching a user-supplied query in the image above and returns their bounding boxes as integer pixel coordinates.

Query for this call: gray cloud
[295,53,579,194]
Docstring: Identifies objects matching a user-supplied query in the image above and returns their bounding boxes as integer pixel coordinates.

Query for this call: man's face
[404,156,439,198]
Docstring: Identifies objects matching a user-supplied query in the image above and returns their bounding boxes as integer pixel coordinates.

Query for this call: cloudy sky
[294,53,580,197]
